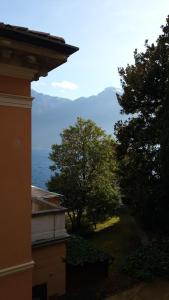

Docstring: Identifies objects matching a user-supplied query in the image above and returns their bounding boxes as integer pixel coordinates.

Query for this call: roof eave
[0,27,79,56]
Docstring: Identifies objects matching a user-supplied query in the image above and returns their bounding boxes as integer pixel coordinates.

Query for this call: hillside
[32,87,124,148]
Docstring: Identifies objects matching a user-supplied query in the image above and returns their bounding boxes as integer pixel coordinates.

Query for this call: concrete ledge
[32,234,70,248]
[0,260,35,277]
[0,92,33,108]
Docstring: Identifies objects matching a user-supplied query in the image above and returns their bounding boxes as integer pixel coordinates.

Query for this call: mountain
[32,87,124,149]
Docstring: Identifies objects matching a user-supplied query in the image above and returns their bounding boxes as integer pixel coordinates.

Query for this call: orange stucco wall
[0,75,30,96]
[49,196,60,206]
[0,269,32,300]
[0,105,32,267]
[32,242,66,298]
[0,75,32,299]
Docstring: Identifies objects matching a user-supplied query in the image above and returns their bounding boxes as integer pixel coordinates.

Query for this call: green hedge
[122,239,169,280]
[66,235,112,266]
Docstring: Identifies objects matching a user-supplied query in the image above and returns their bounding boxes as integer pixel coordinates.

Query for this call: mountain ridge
[32,87,124,149]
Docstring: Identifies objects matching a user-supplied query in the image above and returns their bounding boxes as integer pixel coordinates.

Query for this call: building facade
[32,186,69,299]
[0,24,78,300]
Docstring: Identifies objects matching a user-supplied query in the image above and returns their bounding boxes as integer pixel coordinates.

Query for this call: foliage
[47,117,120,229]
[66,214,94,236]
[115,16,169,232]
[66,235,111,266]
[122,239,169,281]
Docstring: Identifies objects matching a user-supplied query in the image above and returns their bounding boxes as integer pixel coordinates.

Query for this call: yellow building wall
[32,242,66,298]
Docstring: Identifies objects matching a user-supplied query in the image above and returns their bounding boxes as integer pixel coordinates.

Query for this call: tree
[47,117,120,230]
[115,16,169,232]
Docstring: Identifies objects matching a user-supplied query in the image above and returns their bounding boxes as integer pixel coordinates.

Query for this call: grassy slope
[65,208,143,296]
[86,209,142,296]
[88,210,141,269]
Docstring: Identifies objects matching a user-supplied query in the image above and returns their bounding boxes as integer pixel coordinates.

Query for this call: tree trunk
[76,210,83,228]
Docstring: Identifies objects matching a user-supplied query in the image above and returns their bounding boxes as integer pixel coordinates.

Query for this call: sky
[1,0,169,99]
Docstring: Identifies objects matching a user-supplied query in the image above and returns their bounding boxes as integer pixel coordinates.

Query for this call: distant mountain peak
[32,87,125,148]
[32,86,122,101]
[102,86,122,93]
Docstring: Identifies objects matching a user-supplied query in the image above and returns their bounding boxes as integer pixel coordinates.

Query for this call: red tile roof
[0,22,79,55]
[0,22,65,43]
[32,185,63,200]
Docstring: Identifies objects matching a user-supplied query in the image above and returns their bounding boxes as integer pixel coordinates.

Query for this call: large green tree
[115,17,169,232]
[47,117,120,230]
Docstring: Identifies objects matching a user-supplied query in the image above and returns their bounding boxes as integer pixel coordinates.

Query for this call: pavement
[106,281,169,300]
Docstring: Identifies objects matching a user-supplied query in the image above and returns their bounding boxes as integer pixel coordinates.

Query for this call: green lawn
[85,209,142,296]
[95,216,120,232]
[65,208,142,298]
[66,208,141,269]
[88,209,141,270]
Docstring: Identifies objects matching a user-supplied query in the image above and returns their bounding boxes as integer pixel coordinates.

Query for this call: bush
[122,239,169,281]
[66,235,112,266]
[66,219,94,236]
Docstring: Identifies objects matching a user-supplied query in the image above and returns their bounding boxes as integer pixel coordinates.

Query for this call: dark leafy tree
[47,117,120,230]
[115,16,169,232]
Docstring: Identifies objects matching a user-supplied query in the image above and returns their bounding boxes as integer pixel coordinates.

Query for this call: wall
[0,270,32,300]
[0,104,32,267]
[32,242,66,298]
[48,196,60,206]
[0,75,32,299]
[32,213,66,243]
[0,75,30,96]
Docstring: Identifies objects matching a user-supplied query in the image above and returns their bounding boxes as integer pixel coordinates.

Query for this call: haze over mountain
[32,87,124,149]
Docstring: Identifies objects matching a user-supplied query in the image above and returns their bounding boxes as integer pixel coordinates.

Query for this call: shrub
[66,218,94,236]
[122,239,169,281]
[66,235,112,266]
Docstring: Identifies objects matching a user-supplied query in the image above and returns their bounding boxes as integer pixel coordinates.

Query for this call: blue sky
[1,0,169,99]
